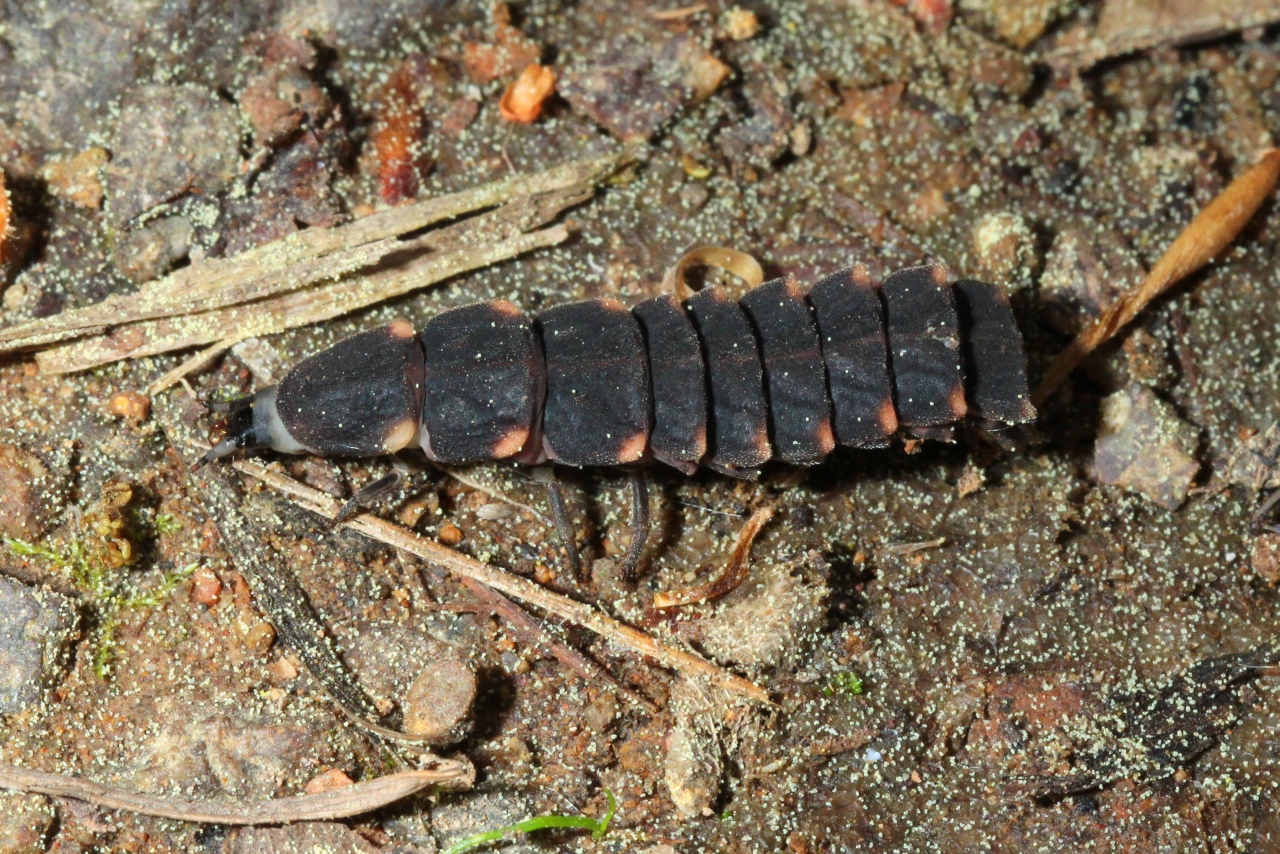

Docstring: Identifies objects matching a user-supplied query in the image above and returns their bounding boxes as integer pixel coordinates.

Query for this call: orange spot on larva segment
[0,168,11,259]
[814,419,836,455]
[948,384,968,419]
[878,399,899,434]
[929,264,951,287]
[689,425,708,460]
[616,431,648,464]
[783,278,806,301]
[850,264,873,288]
[490,427,529,459]
[753,427,772,461]
[388,319,415,339]
[499,64,556,124]
[383,417,419,452]
[487,300,523,319]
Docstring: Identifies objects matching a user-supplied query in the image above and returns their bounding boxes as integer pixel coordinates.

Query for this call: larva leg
[619,470,650,582]
[333,457,411,526]
[535,466,583,579]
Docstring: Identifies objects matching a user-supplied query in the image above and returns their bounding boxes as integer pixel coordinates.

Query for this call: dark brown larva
[198,263,1036,478]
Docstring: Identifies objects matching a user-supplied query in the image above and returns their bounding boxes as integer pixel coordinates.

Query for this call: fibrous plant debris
[0,150,635,376]
[0,761,471,825]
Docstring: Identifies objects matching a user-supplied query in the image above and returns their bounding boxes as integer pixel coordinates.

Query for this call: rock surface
[0,577,76,715]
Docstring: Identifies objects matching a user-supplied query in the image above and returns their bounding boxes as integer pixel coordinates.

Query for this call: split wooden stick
[229,456,772,706]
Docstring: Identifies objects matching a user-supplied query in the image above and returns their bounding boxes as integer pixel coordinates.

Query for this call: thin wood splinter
[652,505,774,609]
[0,762,472,826]
[1033,148,1280,407]
[226,454,772,705]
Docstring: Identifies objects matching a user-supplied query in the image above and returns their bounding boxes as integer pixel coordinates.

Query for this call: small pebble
[437,522,464,546]
[243,620,277,655]
[1251,533,1280,586]
[971,211,1036,287]
[500,63,556,124]
[583,692,619,732]
[723,7,761,40]
[189,566,222,607]
[402,654,478,743]
[106,389,151,421]
[267,655,299,682]
[304,768,355,795]
[398,497,431,527]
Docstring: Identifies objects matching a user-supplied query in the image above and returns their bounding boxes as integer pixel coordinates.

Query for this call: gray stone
[0,577,77,715]
[402,653,477,744]
[1093,384,1200,510]
[105,84,241,227]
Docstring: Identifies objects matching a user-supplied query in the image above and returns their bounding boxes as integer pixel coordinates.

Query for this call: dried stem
[651,506,773,609]
[39,210,571,373]
[440,466,550,525]
[0,149,634,353]
[1033,148,1280,408]
[0,761,472,825]
[228,455,772,705]
[1043,7,1280,71]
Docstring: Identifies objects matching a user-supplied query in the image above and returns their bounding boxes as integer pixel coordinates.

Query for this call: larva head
[193,386,304,469]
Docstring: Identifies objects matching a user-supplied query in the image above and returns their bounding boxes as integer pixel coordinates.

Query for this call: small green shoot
[823,671,864,697]
[130,508,182,538]
[120,562,199,610]
[440,789,617,854]
[152,513,182,536]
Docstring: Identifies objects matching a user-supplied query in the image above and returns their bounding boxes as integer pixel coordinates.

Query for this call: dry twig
[0,150,636,376]
[0,151,630,350]
[0,761,471,825]
[228,455,771,705]
[651,506,774,609]
[1033,148,1280,407]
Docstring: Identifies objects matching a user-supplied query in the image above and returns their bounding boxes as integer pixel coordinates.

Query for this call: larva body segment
[201,264,1035,477]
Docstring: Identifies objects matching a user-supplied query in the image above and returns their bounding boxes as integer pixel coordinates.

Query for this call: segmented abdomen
[410,263,1035,476]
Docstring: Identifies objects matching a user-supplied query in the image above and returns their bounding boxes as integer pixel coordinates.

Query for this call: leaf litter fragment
[652,505,773,609]
[1033,148,1280,407]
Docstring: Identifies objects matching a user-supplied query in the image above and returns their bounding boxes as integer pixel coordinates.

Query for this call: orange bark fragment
[499,64,556,124]
[371,61,428,205]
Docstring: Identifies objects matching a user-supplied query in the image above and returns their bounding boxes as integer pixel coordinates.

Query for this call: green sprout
[151,513,182,536]
[823,671,865,697]
[440,789,617,854]
[131,508,183,538]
